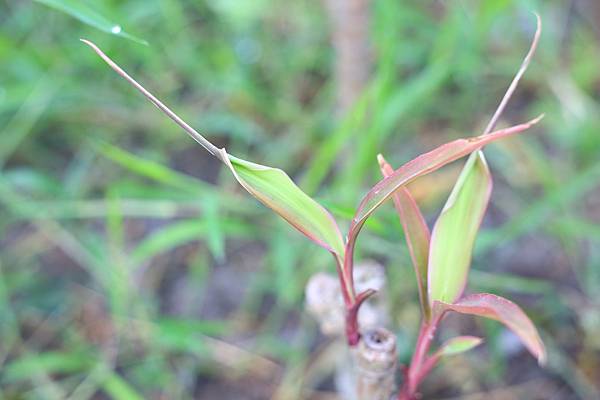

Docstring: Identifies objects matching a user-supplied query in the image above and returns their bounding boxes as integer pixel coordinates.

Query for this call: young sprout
[83,13,545,398]
[378,14,545,400]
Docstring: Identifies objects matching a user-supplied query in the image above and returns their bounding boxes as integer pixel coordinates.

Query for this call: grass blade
[344,117,542,290]
[222,153,345,258]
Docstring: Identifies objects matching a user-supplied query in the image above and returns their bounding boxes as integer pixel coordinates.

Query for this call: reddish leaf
[434,293,546,364]
[354,118,541,226]
[343,117,543,287]
[378,154,431,318]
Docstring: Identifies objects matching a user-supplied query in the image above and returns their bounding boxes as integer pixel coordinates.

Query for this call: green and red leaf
[378,154,431,318]
[222,152,345,260]
[434,293,546,365]
[428,151,492,304]
[344,117,542,290]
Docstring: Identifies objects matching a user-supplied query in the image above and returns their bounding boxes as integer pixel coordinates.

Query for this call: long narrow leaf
[434,293,546,364]
[428,151,492,303]
[378,154,431,318]
[344,117,542,285]
[353,118,541,227]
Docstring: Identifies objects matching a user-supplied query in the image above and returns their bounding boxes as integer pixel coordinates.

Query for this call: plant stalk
[398,316,441,399]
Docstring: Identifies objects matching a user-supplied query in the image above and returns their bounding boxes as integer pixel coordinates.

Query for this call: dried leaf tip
[79,38,223,160]
[518,113,545,130]
[484,13,542,135]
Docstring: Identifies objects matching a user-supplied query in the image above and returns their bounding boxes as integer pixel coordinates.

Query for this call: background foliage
[1,0,599,398]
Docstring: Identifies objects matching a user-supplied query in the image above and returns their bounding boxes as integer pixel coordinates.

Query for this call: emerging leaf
[378,154,431,318]
[436,336,483,357]
[434,293,546,365]
[428,151,492,304]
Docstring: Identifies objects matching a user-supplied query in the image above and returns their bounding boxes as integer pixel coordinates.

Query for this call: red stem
[341,229,363,346]
[345,307,361,346]
[344,289,376,346]
[398,315,442,399]
[334,254,353,309]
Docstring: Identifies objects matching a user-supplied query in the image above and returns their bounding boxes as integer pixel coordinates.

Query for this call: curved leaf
[378,154,430,318]
[222,152,345,259]
[344,117,542,286]
[428,151,492,303]
[434,293,546,365]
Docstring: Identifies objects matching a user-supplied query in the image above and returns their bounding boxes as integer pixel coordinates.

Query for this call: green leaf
[94,141,204,194]
[428,151,492,304]
[34,0,147,44]
[223,153,345,259]
[344,118,541,293]
[437,336,483,357]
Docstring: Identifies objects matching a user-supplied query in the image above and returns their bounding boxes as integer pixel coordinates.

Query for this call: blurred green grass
[1,0,600,398]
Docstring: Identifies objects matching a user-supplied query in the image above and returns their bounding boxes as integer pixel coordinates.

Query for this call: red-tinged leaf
[354,118,541,226]
[434,293,546,365]
[378,154,431,318]
[221,152,346,261]
[343,117,542,286]
[428,151,492,304]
